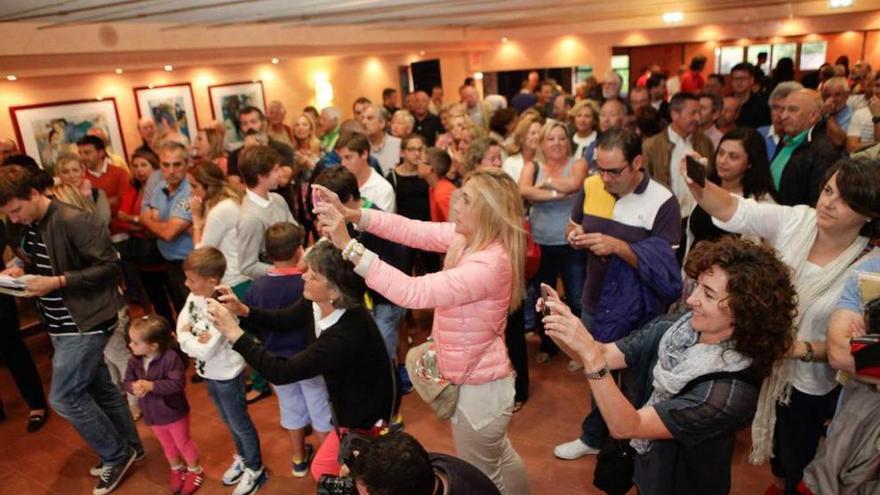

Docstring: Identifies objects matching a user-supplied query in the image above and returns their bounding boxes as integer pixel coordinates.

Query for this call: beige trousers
[450,403,531,495]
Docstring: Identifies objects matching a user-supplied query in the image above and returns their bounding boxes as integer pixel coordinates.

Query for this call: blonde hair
[55,153,82,173]
[201,128,225,159]
[569,99,600,125]
[52,183,95,214]
[507,112,544,155]
[445,168,525,311]
[189,161,242,213]
[536,120,571,163]
[293,113,321,157]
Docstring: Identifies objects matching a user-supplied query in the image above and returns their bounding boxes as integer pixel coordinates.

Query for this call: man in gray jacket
[0,165,142,495]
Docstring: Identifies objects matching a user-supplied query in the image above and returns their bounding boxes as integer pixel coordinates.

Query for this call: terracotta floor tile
[0,311,775,494]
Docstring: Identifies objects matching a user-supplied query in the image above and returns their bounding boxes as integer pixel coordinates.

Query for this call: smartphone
[211,289,224,302]
[540,285,552,317]
[685,156,706,187]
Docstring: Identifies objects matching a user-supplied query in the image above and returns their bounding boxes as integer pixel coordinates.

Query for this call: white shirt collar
[312,302,346,338]
[245,188,271,208]
[85,157,111,178]
[667,126,692,146]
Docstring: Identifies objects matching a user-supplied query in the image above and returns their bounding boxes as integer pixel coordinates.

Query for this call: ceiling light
[115,68,124,74]
[6,74,17,81]
[271,58,279,65]
[419,50,425,56]
[164,64,173,72]
[474,72,484,81]
[501,36,509,43]
[662,11,684,23]
[829,0,853,7]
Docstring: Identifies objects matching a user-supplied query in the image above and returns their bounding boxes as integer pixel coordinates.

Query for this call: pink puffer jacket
[355,209,514,385]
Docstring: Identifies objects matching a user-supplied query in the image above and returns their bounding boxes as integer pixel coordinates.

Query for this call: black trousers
[166,260,189,313]
[505,306,529,403]
[137,268,177,323]
[771,386,841,495]
[0,294,48,411]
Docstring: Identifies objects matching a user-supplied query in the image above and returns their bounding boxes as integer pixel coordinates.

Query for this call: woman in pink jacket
[312,167,531,495]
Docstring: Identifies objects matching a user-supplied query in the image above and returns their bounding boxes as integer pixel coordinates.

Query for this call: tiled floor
[0,308,775,494]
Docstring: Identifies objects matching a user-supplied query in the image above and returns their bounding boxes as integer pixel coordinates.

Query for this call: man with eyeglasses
[554,128,682,462]
[731,62,771,129]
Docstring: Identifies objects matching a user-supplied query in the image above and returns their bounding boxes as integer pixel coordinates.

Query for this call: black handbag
[593,438,637,495]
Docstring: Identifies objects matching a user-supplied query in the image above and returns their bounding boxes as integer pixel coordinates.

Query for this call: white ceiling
[0,0,843,29]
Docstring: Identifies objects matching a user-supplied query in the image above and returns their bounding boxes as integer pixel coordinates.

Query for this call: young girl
[124,315,204,494]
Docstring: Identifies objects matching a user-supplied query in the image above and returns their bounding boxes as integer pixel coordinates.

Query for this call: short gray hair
[321,106,342,123]
[769,81,804,102]
[392,109,415,128]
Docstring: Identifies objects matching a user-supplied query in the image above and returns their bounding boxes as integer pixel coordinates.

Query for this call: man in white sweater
[236,145,296,281]
[336,132,395,213]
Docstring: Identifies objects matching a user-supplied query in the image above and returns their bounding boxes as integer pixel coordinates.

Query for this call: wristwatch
[800,341,814,362]
[584,366,609,380]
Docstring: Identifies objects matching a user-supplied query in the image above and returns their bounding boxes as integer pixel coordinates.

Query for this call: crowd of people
[0,52,878,495]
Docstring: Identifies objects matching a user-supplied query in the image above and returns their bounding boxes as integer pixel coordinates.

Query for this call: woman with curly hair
[683,156,879,495]
[541,237,797,495]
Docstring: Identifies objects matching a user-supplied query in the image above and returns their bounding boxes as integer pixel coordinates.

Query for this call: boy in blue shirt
[241,222,332,477]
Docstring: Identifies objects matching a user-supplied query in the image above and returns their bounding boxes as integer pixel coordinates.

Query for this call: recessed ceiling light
[662,11,684,23]
[419,50,425,56]
[271,58,279,64]
[164,64,173,72]
[474,72,484,80]
[115,68,124,74]
[501,36,509,43]
[6,74,17,81]
[829,0,853,7]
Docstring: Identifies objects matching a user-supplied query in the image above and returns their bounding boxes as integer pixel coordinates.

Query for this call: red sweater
[88,163,132,234]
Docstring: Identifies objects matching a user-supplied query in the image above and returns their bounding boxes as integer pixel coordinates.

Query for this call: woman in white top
[685,156,880,495]
[188,161,250,296]
[502,111,543,183]
[567,99,599,165]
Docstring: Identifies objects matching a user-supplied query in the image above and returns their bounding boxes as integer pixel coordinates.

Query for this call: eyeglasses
[596,164,631,177]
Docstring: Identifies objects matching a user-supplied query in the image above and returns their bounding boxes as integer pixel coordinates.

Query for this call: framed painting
[9,98,126,176]
[208,80,266,149]
[134,83,199,146]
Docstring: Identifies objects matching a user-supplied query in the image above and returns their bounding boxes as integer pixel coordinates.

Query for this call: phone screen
[685,156,706,187]
[540,286,551,317]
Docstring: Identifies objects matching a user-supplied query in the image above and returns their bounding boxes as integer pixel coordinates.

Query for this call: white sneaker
[232,466,267,495]
[222,455,245,486]
[567,359,584,372]
[554,438,599,460]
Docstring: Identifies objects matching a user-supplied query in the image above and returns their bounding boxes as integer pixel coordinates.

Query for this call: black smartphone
[211,289,223,301]
[685,156,706,187]
[540,285,552,317]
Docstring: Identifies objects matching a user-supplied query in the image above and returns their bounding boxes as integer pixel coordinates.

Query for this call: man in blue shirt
[139,141,193,311]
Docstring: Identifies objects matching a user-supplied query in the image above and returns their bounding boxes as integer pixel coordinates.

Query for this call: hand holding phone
[685,155,706,188]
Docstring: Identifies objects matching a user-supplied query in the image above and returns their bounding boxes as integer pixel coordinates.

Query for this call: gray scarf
[631,312,751,454]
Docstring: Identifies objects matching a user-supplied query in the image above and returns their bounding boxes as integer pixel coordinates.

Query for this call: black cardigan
[233,300,398,430]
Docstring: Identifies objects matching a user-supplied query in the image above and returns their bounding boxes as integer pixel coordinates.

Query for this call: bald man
[770,88,839,206]
[820,76,853,148]
[135,118,157,155]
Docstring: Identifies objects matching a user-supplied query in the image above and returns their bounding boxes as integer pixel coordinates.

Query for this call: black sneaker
[90,449,143,476]
[92,448,136,495]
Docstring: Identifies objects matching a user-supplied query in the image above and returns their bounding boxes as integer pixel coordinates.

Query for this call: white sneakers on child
[554,438,600,460]
[232,467,267,495]
[222,455,245,485]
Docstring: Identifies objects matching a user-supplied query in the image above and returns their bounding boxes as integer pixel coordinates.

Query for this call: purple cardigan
[123,349,190,426]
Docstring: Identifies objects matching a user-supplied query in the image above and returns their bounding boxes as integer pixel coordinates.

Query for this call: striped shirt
[23,225,115,336]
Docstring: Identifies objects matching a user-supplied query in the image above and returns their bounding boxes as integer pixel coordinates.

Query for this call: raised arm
[357,208,457,253]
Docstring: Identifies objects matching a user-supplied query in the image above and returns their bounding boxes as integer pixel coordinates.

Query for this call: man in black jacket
[770,89,839,206]
[226,106,294,182]
[0,166,142,495]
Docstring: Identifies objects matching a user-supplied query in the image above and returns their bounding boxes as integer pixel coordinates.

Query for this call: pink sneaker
[169,468,186,493]
[180,470,204,495]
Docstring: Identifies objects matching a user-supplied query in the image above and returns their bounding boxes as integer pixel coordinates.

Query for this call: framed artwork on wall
[9,97,126,176]
[208,80,266,150]
[134,83,199,146]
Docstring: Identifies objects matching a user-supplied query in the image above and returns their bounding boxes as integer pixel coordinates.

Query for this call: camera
[316,474,355,495]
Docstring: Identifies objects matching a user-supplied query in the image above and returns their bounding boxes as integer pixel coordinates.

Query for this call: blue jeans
[373,303,406,359]
[535,244,586,354]
[206,373,263,469]
[49,331,142,466]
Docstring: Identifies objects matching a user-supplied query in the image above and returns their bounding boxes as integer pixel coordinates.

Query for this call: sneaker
[567,359,584,372]
[222,455,245,486]
[232,466,267,495]
[180,470,204,495]
[553,438,599,460]
[291,444,314,478]
[90,450,144,477]
[169,467,186,493]
[92,448,136,495]
[398,365,413,395]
